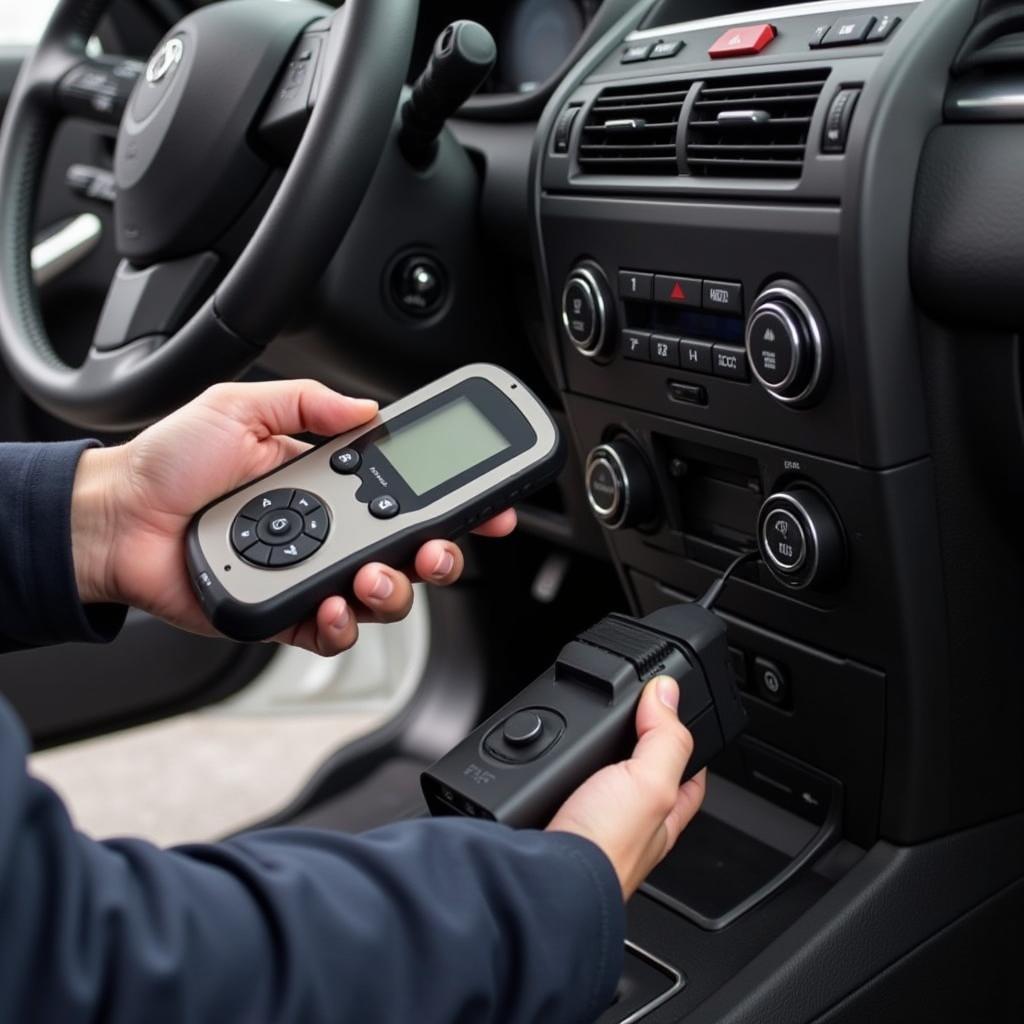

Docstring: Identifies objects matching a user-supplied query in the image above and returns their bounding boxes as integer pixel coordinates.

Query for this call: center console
[525,0,1022,1019]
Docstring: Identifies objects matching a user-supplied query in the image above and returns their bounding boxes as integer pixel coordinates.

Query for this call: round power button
[561,265,611,358]
[761,508,807,572]
[502,710,544,747]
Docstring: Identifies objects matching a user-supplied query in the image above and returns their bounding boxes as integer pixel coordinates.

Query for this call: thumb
[204,379,378,438]
[635,675,680,737]
[630,676,694,781]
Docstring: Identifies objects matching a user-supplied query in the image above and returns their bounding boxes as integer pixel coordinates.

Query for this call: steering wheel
[0,0,417,430]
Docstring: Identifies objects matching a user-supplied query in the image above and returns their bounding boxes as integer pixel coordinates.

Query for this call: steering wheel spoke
[56,55,145,127]
[93,254,220,353]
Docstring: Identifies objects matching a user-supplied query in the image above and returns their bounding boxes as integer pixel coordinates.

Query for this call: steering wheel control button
[240,489,293,521]
[330,449,361,474]
[820,15,876,46]
[623,330,651,362]
[712,345,749,380]
[256,509,303,546]
[231,517,258,553]
[654,274,700,308]
[679,338,713,373]
[746,283,828,404]
[754,658,791,708]
[269,534,321,568]
[651,334,681,368]
[290,490,322,514]
[702,280,743,316]
[303,511,329,541]
[585,439,658,530]
[369,495,400,519]
[758,490,845,590]
[618,270,654,300]
[561,266,611,358]
[502,711,544,747]
[762,509,808,573]
[708,23,777,59]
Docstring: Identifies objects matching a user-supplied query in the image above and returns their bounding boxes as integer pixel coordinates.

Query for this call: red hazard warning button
[654,274,701,308]
[708,23,776,58]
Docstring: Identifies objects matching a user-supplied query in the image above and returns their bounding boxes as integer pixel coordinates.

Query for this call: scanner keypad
[231,489,330,568]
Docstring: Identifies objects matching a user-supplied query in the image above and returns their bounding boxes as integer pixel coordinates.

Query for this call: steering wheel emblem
[146,37,184,84]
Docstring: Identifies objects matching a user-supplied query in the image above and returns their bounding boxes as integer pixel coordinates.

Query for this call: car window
[0,0,60,47]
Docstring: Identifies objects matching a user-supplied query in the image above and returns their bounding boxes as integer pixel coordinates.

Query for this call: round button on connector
[757,488,845,590]
[745,282,829,405]
[561,264,612,359]
[502,710,544,747]
[585,438,657,531]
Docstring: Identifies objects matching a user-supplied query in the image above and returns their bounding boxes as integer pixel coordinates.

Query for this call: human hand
[546,676,706,900]
[70,379,516,655]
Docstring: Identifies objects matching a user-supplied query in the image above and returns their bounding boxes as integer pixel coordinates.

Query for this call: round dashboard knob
[561,264,611,359]
[745,282,828,405]
[757,488,844,590]
[585,438,656,530]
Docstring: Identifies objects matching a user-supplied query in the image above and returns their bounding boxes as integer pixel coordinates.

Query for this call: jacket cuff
[544,831,626,1019]
[20,440,126,647]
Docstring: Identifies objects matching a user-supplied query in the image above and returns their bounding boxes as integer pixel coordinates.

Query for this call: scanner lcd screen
[377,395,511,495]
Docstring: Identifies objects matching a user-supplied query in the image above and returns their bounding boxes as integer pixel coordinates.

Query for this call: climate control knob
[757,488,844,590]
[585,438,656,530]
[561,264,612,359]
[745,283,828,404]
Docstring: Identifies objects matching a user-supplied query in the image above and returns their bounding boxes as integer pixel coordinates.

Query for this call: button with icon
[761,508,807,572]
[269,534,321,566]
[330,448,361,474]
[369,495,400,519]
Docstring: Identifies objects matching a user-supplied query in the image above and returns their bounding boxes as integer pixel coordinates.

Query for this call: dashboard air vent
[577,80,690,175]
[686,69,829,179]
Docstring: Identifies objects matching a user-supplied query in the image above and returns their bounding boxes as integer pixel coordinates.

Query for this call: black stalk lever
[399,20,497,167]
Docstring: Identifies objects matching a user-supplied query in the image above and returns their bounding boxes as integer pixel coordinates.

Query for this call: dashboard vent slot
[578,80,690,175]
[686,69,829,179]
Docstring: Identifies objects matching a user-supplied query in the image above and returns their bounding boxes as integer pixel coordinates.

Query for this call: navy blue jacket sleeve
[0,440,126,652]
[0,700,624,1023]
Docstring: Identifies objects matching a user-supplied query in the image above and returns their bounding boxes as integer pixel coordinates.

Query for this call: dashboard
[487,0,1024,1017]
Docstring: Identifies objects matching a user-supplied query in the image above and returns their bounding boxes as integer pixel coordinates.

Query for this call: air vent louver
[685,69,829,179]
[577,80,690,175]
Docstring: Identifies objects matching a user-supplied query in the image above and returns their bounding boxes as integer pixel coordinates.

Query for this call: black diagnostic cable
[698,550,761,610]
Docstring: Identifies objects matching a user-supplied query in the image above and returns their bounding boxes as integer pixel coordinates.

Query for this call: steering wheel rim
[0,0,418,431]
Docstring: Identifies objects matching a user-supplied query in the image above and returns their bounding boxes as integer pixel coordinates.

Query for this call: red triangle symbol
[670,281,686,301]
